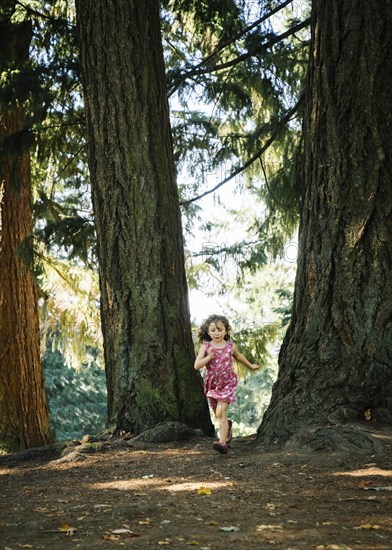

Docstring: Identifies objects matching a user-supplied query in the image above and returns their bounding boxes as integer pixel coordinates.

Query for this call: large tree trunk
[0,107,53,452]
[75,0,213,435]
[257,1,392,451]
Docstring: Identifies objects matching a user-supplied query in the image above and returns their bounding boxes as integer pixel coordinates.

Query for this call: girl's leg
[215,401,229,444]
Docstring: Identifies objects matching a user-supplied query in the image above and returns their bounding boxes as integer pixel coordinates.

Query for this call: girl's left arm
[233,344,260,370]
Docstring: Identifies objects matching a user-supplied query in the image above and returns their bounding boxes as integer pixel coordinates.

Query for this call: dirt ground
[1,429,392,550]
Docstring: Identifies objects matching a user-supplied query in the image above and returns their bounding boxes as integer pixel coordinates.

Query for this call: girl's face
[208,322,226,343]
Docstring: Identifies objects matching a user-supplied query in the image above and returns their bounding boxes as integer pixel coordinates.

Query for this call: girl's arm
[233,344,260,370]
[194,344,214,370]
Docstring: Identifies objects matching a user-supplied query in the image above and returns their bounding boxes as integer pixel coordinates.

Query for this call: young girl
[194,314,260,454]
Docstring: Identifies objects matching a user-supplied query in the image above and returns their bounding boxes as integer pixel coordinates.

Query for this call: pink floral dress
[203,340,238,410]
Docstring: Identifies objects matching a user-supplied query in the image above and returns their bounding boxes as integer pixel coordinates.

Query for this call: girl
[194,314,260,454]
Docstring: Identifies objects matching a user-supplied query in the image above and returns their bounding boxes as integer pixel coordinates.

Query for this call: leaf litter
[1,432,391,549]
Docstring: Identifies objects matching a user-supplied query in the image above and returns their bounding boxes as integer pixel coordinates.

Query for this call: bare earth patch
[1,429,392,550]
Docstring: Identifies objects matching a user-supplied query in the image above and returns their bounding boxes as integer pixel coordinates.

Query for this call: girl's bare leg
[215,401,229,444]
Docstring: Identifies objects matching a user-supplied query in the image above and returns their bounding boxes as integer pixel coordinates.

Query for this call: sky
[179,165,298,325]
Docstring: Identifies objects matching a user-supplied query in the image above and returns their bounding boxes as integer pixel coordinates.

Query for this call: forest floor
[1,426,392,550]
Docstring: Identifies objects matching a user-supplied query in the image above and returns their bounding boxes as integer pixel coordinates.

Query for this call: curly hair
[197,314,232,343]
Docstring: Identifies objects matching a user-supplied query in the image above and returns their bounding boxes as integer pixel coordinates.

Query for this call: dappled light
[90,478,232,493]
[334,467,392,478]
[1,436,392,548]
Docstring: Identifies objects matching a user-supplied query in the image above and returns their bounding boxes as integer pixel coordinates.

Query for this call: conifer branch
[15,1,74,27]
[168,17,310,96]
[168,0,294,97]
[259,156,287,211]
[180,96,303,206]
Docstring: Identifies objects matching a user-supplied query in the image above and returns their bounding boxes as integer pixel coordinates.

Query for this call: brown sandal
[213,441,229,454]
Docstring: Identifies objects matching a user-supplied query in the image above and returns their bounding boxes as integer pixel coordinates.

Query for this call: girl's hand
[249,363,260,370]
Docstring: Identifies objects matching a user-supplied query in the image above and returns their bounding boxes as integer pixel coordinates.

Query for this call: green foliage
[43,347,107,442]
[273,287,293,327]
[232,321,279,375]
[164,0,310,264]
[231,367,276,434]
[38,256,102,367]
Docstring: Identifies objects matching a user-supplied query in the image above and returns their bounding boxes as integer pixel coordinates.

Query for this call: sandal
[213,441,229,454]
[226,419,233,444]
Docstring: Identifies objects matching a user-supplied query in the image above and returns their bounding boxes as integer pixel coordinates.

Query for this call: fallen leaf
[208,521,218,525]
[219,526,240,532]
[138,518,152,525]
[58,523,72,531]
[58,523,77,536]
[111,528,138,536]
[158,539,172,545]
[102,534,120,541]
[364,408,371,421]
[197,486,212,495]
[357,480,372,487]
[265,503,277,510]
[355,523,381,530]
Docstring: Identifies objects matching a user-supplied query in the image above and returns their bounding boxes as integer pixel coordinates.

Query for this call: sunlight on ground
[0,467,14,476]
[89,479,232,492]
[164,481,233,492]
[334,467,392,478]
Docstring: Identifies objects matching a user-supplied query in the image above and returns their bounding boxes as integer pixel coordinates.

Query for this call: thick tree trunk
[0,109,53,452]
[257,1,392,450]
[75,0,213,435]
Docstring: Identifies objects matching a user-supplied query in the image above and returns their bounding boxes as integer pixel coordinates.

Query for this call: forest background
[1,0,309,446]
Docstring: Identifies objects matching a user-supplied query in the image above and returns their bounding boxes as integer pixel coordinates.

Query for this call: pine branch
[15,1,74,28]
[180,96,303,206]
[198,19,311,75]
[259,156,287,211]
[168,0,294,97]
[168,16,311,96]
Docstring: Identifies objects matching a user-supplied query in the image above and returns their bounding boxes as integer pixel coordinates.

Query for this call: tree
[75,0,214,435]
[0,8,52,451]
[257,0,392,450]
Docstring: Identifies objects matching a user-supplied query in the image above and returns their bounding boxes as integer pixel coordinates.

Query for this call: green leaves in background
[43,347,106,442]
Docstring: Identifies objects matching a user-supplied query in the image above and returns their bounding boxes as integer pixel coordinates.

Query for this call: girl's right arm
[194,344,214,370]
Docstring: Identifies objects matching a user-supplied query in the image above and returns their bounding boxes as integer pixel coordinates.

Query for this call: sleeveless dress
[203,339,238,407]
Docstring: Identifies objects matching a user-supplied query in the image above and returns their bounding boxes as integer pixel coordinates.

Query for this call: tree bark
[257,0,392,450]
[75,0,213,435]
[0,106,53,451]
